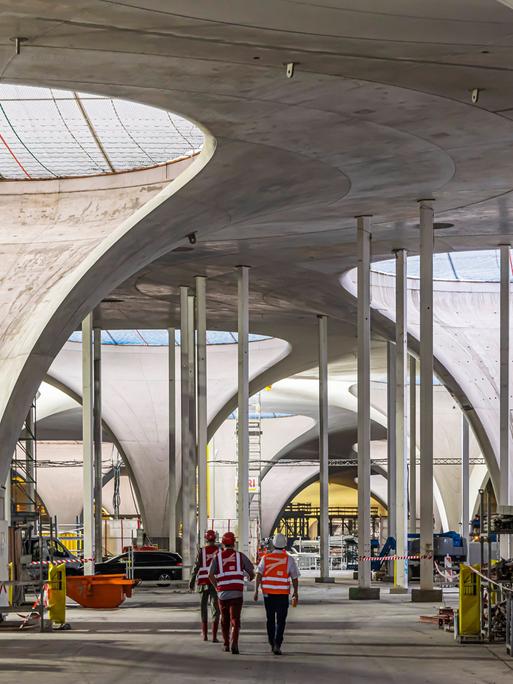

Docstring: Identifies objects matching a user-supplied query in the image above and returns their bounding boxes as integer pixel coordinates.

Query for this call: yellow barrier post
[8,561,13,606]
[48,563,66,626]
[458,564,481,640]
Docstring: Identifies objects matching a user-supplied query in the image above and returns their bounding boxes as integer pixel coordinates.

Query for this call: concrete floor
[1,580,512,683]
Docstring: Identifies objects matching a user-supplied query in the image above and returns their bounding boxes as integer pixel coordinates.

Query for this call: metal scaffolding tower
[11,399,39,522]
[248,392,263,537]
[236,392,263,554]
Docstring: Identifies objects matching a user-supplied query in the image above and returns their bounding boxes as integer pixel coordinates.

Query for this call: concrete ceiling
[3,1,513,476]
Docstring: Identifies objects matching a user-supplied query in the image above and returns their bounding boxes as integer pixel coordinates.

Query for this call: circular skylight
[69,330,271,346]
[373,249,511,282]
[0,84,203,180]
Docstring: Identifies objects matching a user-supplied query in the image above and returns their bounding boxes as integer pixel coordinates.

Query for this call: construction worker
[471,513,481,540]
[208,531,254,655]
[189,529,220,642]
[254,532,299,655]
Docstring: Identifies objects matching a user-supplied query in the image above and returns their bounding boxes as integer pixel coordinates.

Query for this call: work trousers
[218,596,243,647]
[200,583,220,623]
[264,594,289,648]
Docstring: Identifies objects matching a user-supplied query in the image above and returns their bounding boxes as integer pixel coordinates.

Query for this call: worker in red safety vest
[208,531,254,655]
[254,533,300,655]
[189,530,220,642]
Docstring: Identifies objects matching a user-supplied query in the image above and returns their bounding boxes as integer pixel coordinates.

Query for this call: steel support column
[82,313,94,575]
[187,293,197,556]
[461,414,469,544]
[387,341,397,543]
[196,276,208,539]
[393,248,408,592]
[350,216,379,600]
[179,287,191,577]
[316,314,332,583]
[500,244,511,558]
[168,327,176,552]
[409,356,417,535]
[93,327,102,560]
[413,199,441,601]
[237,266,250,555]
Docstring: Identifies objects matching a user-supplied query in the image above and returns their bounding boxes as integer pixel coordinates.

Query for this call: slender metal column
[82,314,95,575]
[179,287,191,577]
[461,414,469,544]
[350,215,375,598]
[93,327,102,560]
[237,266,250,556]
[418,199,435,595]
[25,405,35,512]
[187,293,197,556]
[409,356,417,534]
[500,244,511,558]
[195,276,208,539]
[168,327,176,552]
[5,468,11,526]
[317,315,330,581]
[387,341,397,543]
[394,248,408,591]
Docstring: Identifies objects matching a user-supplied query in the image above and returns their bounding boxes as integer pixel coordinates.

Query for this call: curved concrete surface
[5,2,513,496]
[48,337,288,536]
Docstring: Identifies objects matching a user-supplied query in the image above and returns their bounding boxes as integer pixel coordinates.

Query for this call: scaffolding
[11,400,39,523]
[248,392,263,540]
[276,503,383,541]
[235,392,264,558]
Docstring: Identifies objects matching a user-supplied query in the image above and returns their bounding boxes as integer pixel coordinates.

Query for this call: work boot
[212,619,220,643]
[223,644,230,652]
[201,621,208,641]
[273,646,282,656]
[231,644,240,655]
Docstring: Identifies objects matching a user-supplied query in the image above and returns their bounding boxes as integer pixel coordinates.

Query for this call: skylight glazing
[372,249,510,282]
[69,330,271,346]
[0,85,203,180]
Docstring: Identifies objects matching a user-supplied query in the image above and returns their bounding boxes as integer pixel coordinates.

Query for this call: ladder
[11,399,38,523]
[248,393,263,541]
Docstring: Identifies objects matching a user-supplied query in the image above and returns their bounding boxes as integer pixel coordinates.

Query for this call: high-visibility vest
[261,551,291,595]
[214,549,244,592]
[197,545,218,585]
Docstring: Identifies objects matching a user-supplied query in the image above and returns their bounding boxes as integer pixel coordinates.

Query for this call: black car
[94,551,183,584]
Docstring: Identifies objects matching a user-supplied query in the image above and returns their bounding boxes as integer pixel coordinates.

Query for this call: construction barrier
[358,554,433,561]
[48,563,66,625]
[459,564,481,638]
[30,557,95,566]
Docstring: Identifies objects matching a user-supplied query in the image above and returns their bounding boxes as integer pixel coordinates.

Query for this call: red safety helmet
[204,529,217,543]
[222,531,236,546]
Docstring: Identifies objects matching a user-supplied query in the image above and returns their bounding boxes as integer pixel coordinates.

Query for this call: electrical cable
[0,103,56,177]
[110,99,157,164]
[50,89,105,172]
[167,112,195,151]
[0,131,31,178]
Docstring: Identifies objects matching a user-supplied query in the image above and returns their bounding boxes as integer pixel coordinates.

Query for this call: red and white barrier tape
[434,560,457,582]
[29,558,94,566]
[358,554,433,561]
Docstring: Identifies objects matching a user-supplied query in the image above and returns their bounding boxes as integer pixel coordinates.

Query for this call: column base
[411,588,443,603]
[315,576,335,584]
[389,586,409,595]
[349,586,381,600]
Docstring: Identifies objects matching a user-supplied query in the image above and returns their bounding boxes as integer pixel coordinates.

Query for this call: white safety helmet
[273,533,287,549]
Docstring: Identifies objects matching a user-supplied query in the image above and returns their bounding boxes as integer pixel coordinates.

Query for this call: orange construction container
[66,574,139,609]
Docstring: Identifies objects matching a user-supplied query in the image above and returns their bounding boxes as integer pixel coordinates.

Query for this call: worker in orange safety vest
[254,533,300,655]
[189,529,220,642]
